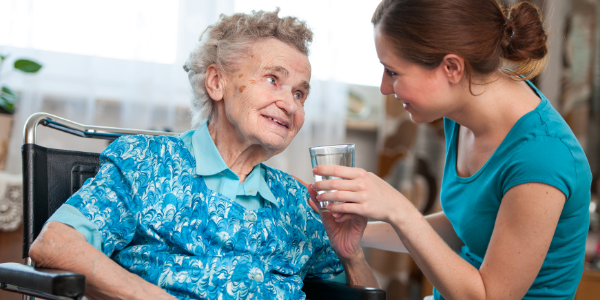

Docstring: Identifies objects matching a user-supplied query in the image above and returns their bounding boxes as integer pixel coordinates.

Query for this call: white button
[245,214,257,222]
[251,273,263,282]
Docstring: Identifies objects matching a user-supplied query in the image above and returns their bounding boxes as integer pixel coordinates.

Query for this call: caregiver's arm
[396,183,565,300]
[29,221,177,300]
[296,174,463,254]
[361,212,464,253]
[317,165,564,300]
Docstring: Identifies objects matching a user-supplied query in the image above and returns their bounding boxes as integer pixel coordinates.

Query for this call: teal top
[434,81,591,299]
[47,121,278,251]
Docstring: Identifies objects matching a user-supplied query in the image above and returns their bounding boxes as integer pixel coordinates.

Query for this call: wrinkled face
[221,38,311,153]
[374,26,454,123]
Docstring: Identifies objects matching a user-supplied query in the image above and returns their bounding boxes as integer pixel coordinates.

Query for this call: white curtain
[1,0,349,183]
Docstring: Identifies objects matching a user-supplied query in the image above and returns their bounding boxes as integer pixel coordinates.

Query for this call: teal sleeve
[501,136,576,198]
[46,203,104,252]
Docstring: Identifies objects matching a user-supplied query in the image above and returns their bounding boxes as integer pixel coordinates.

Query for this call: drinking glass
[309,144,355,212]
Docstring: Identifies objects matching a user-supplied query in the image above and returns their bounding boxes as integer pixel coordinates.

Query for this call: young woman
[309,0,592,299]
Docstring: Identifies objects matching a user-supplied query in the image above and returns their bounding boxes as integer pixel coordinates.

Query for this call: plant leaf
[1,86,17,99]
[14,59,42,73]
[0,96,15,113]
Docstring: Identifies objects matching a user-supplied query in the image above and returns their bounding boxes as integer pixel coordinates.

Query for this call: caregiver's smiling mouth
[395,96,411,110]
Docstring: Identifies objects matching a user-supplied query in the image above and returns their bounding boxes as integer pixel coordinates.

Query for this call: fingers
[312,165,369,180]
[291,174,319,213]
[312,178,363,193]
[308,197,319,213]
[326,201,365,216]
[306,183,318,201]
[317,190,364,204]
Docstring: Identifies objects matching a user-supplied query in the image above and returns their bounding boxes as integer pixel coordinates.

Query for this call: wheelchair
[0,112,386,300]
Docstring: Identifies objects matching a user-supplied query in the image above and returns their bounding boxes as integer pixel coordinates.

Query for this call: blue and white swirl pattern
[66,135,342,299]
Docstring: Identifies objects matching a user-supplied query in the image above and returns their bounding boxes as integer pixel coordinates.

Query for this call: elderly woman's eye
[267,77,276,85]
[294,92,303,100]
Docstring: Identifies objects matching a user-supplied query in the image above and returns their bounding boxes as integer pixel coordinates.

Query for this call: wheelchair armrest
[302,278,386,300]
[0,262,85,299]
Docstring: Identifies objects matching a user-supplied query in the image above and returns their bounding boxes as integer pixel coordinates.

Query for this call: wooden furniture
[0,224,22,300]
[575,268,600,300]
[0,171,22,300]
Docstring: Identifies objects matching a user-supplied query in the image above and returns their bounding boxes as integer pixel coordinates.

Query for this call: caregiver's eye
[384,68,397,77]
[267,77,276,85]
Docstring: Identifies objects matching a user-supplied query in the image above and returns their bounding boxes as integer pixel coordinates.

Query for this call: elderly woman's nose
[276,90,299,115]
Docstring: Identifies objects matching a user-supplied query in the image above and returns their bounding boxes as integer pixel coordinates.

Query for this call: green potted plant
[0,54,42,170]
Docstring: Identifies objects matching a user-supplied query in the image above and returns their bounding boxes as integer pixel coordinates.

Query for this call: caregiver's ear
[205,64,226,101]
[439,54,465,85]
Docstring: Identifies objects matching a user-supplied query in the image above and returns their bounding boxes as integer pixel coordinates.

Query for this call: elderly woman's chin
[254,125,299,153]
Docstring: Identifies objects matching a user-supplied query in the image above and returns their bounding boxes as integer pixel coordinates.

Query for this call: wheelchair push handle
[23,112,179,144]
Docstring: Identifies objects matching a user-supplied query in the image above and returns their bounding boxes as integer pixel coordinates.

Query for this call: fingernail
[316,194,321,200]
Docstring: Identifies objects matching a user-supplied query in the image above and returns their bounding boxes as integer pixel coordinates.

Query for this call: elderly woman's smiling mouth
[262,114,290,128]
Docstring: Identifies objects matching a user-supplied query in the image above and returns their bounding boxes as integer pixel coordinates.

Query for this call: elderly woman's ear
[205,64,226,102]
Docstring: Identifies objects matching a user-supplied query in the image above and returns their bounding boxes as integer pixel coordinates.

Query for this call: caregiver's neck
[207,114,273,184]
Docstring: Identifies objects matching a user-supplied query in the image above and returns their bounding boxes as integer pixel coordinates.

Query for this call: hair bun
[501,1,547,62]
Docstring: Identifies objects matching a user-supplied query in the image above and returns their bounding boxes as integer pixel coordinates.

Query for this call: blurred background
[0,0,599,299]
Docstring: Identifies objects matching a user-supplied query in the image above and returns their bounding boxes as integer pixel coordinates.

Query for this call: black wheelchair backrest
[22,144,101,258]
[21,112,179,258]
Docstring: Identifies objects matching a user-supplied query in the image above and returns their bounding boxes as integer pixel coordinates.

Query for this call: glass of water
[309,144,355,212]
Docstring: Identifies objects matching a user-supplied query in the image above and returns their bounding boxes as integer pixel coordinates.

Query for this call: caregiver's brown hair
[372,0,548,91]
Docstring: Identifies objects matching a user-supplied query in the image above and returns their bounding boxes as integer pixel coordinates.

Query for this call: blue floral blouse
[62,134,343,299]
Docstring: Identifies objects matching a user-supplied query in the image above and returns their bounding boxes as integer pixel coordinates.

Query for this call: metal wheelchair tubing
[23,112,180,145]
[0,283,79,300]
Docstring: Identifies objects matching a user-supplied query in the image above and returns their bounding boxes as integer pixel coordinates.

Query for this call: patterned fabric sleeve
[65,135,150,257]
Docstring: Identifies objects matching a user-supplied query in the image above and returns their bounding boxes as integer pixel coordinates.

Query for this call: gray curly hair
[183,8,314,128]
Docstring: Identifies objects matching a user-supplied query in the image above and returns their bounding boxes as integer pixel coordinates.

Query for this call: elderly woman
[29,9,378,300]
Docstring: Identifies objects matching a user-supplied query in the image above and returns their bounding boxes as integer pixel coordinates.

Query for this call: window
[234,0,383,87]
[0,0,179,64]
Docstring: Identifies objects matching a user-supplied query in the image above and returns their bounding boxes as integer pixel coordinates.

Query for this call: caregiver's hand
[312,165,416,224]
